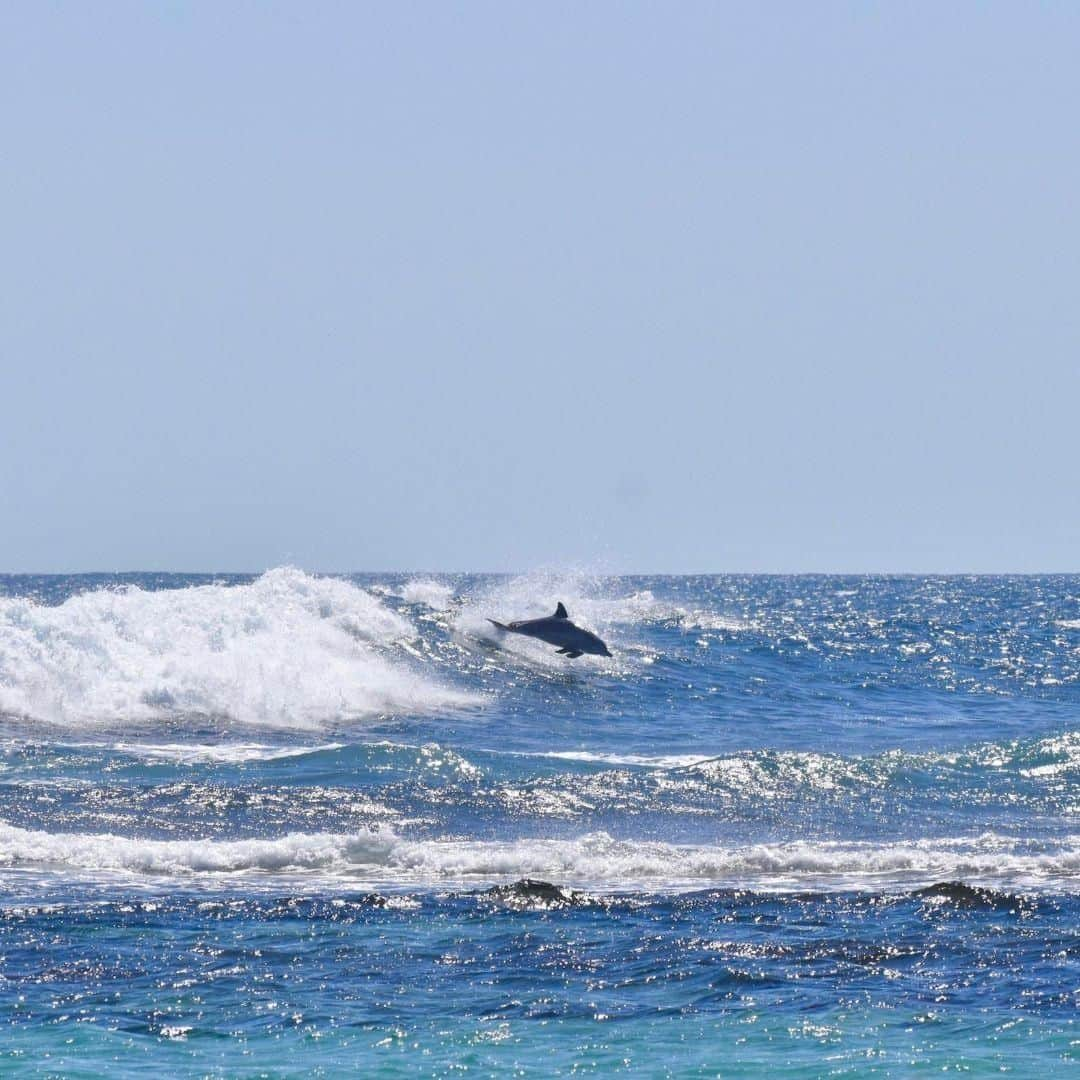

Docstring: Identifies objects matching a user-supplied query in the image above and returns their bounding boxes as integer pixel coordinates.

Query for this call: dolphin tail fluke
[487,618,511,632]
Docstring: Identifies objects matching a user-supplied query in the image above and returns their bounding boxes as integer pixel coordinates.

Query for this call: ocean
[0,569,1076,1075]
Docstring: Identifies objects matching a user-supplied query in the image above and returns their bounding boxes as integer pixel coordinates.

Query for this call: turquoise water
[0,571,1077,1075]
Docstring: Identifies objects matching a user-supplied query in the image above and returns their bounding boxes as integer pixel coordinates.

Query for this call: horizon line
[2,567,1079,578]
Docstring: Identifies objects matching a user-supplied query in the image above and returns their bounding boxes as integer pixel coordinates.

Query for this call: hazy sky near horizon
[2,3,1078,573]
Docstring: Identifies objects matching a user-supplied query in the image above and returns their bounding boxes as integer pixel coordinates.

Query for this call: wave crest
[1,824,1076,890]
[0,568,479,728]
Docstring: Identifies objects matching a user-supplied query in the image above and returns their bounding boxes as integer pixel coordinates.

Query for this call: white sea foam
[0,568,480,729]
[398,579,455,610]
[0,823,398,874]
[1056,619,1080,630]
[0,824,1075,891]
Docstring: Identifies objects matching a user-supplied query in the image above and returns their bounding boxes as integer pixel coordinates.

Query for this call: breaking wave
[398,579,455,610]
[1,823,1076,891]
[0,568,480,729]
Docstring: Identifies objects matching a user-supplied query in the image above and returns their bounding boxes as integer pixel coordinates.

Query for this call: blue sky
[2,3,1077,572]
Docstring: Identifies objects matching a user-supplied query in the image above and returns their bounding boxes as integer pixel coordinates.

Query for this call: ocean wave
[0,822,399,874]
[0,824,1076,890]
[532,750,715,770]
[486,731,1080,818]
[398,579,455,610]
[523,729,1080,784]
[106,742,347,765]
[0,568,480,728]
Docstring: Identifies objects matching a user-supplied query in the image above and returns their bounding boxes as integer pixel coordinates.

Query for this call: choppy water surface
[0,570,1077,1075]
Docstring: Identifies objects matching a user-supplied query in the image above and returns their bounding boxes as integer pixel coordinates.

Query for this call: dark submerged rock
[479,879,585,908]
[913,881,1030,911]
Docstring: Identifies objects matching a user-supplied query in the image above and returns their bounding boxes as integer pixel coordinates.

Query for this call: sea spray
[0,568,480,727]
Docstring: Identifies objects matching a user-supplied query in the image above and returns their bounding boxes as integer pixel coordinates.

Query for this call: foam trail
[0,568,480,729]
[1,824,1076,890]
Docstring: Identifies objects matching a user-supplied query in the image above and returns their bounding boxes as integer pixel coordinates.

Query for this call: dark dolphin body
[487,603,612,659]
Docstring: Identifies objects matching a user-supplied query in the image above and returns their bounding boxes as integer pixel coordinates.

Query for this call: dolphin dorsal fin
[553,602,568,619]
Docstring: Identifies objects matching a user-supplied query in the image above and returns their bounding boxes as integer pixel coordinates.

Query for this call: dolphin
[487,602,612,659]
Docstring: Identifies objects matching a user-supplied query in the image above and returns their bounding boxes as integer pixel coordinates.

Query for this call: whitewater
[0,569,1078,1074]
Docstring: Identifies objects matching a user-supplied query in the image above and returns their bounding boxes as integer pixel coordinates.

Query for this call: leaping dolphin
[487,602,612,659]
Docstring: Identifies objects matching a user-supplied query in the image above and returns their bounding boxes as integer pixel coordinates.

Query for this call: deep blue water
[0,570,1077,1075]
